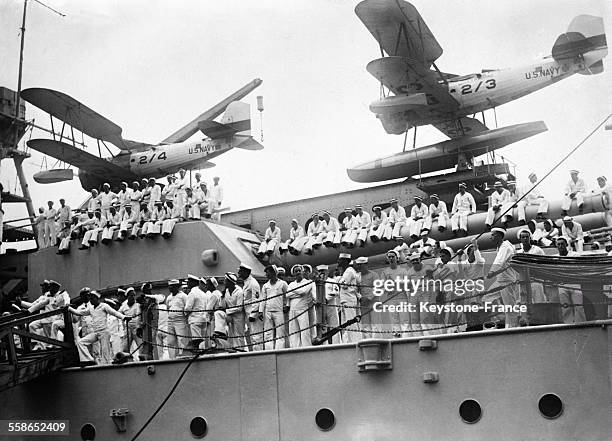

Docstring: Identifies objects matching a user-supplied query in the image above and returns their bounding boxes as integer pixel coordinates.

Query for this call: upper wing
[367,56,458,110]
[21,88,132,150]
[27,139,138,181]
[355,0,442,65]
[433,117,488,139]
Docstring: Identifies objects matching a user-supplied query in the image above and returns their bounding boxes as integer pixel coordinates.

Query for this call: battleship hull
[1,321,610,440]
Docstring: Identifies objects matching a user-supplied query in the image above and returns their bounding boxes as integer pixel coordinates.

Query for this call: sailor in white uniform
[147,178,162,212]
[369,205,391,241]
[161,200,182,238]
[210,176,224,220]
[451,183,476,236]
[43,201,58,247]
[317,265,341,344]
[409,196,428,239]
[281,219,305,254]
[596,175,612,225]
[354,204,372,246]
[516,228,546,303]
[116,182,132,218]
[98,183,117,221]
[129,181,142,216]
[174,169,189,219]
[410,228,437,258]
[517,172,548,223]
[258,220,281,256]
[117,205,137,240]
[145,200,166,237]
[484,227,521,328]
[485,181,513,229]
[101,204,121,244]
[341,208,360,247]
[561,216,584,252]
[424,194,448,232]
[322,211,342,247]
[303,213,325,254]
[562,169,586,214]
[80,209,106,249]
[388,198,408,239]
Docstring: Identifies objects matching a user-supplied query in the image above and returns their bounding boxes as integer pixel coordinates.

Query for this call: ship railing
[0,306,79,391]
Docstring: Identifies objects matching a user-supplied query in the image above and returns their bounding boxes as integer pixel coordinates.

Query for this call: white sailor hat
[420,228,430,235]
[291,218,298,224]
[598,175,607,182]
[355,204,363,209]
[239,263,252,272]
[105,298,118,306]
[311,212,319,218]
[277,267,286,275]
[373,205,381,211]
[507,180,516,186]
[187,274,200,282]
[389,198,398,203]
[225,272,239,283]
[48,280,61,288]
[528,172,537,179]
[409,252,421,261]
[355,256,368,264]
[102,182,110,188]
[199,277,207,284]
[268,219,276,224]
[517,228,532,239]
[291,264,303,274]
[121,181,128,186]
[316,264,329,271]
[344,207,352,212]
[40,279,50,286]
[141,282,152,291]
[414,196,423,201]
[125,287,135,294]
[323,210,331,216]
[91,189,98,193]
[338,253,352,260]
[386,249,399,258]
[79,287,91,295]
[302,264,312,272]
[556,236,570,244]
[265,264,277,274]
[117,288,126,295]
[154,200,163,205]
[563,216,573,222]
[494,181,503,187]
[393,235,404,240]
[168,279,180,286]
[180,283,188,289]
[430,194,439,199]
[491,227,506,235]
[570,169,579,174]
[439,247,453,256]
[90,290,101,298]
[458,182,467,188]
[179,168,186,173]
[208,277,218,287]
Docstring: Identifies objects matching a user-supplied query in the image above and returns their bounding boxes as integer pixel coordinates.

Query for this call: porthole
[190,416,207,438]
[459,399,482,424]
[80,423,96,440]
[539,393,563,419]
[315,408,335,431]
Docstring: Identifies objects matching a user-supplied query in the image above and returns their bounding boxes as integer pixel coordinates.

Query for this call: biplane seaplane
[348,0,607,183]
[20,79,263,191]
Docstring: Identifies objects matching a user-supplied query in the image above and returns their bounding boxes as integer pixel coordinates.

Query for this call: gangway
[0,307,78,392]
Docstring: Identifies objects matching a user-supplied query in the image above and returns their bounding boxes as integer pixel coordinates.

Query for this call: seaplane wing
[433,117,488,139]
[367,56,458,112]
[27,139,138,181]
[21,88,135,150]
[355,0,442,63]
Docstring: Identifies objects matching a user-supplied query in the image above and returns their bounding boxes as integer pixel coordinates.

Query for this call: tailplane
[552,15,607,75]
[198,101,252,139]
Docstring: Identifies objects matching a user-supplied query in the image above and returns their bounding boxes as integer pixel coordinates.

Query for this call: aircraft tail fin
[198,101,251,139]
[552,15,607,74]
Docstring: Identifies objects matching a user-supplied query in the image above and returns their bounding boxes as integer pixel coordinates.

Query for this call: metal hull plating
[1,322,610,440]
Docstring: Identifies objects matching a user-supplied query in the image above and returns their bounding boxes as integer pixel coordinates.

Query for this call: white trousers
[303,234,323,253]
[44,219,56,247]
[323,231,342,246]
[118,221,133,239]
[409,219,424,237]
[561,193,584,211]
[391,221,407,237]
[166,319,190,358]
[517,198,549,221]
[82,228,102,246]
[424,214,447,230]
[263,310,286,350]
[162,218,178,236]
[324,304,341,344]
[340,301,360,343]
[451,210,469,231]
[370,223,392,241]
[258,239,278,255]
[101,226,118,242]
[288,306,311,348]
[341,229,358,245]
[77,330,112,364]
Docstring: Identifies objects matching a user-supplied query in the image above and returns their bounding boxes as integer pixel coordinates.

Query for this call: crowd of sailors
[31,171,224,252]
[6,226,609,366]
[259,171,612,257]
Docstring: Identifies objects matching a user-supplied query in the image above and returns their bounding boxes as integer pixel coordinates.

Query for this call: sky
[1,0,611,251]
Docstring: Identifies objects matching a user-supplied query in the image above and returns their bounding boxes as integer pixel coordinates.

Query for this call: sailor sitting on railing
[561,216,584,253]
[424,194,448,233]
